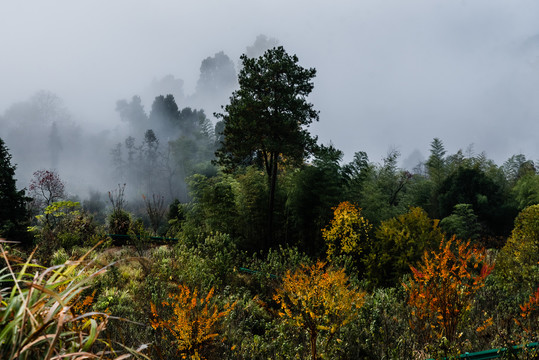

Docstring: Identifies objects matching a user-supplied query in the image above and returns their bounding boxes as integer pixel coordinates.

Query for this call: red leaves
[29,169,66,207]
[410,266,424,279]
[519,286,539,320]
[480,263,494,279]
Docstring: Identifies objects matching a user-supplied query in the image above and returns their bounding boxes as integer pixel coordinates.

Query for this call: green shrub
[366,207,443,288]
[496,205,539,291]
[107,208,131,235]
[29,201,106,262]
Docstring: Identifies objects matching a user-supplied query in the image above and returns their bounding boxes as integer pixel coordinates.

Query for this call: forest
[0,45,538,360]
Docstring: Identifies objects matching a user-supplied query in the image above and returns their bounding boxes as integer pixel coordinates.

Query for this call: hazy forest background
[0,37,538,359]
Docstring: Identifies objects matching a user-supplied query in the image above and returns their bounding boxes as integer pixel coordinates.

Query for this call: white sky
[1,0,539,165]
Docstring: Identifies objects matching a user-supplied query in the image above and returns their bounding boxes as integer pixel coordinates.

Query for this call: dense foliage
[2,47,539,359]
[215,46,319,249]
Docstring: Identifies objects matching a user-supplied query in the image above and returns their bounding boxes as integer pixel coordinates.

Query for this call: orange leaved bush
[515,286,539,336]
[150,285,236,360]
[403,236,494,345]
[273,260,365,360]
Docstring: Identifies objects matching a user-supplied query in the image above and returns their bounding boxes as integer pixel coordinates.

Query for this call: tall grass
[0,239,148,360]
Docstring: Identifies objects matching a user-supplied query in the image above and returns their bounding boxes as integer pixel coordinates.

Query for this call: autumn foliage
[150,284,236,360]
[403,236,494,346]
[273,260,366,359]
[321,201,372,260]
[515,286,539,336]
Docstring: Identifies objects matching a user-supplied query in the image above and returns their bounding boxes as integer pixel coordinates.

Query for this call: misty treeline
[111,95,217,202]
[0,34,279,204]
[0,43,538,359]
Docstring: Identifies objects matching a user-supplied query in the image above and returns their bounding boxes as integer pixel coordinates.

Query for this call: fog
[1,0,539,200]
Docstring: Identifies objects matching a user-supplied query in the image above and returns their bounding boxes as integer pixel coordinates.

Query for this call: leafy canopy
[215,46,319,248]
[215,46,319,172]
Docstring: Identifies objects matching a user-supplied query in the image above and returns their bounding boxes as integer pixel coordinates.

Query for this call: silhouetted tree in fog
[49,122,62,168]
[245,34,279,58]
[116,95,148,135]
[196,51,237,98]
[1,91,77,183]
[149,94,180,137]
[140,129,160,194]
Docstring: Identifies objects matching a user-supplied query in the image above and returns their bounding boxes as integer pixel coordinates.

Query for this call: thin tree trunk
[310,330,318,360]
[267,153,278,251]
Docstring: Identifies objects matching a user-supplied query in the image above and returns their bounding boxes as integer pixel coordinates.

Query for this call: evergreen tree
[216,46,319,249]
[426,137,447,218]
[0,138,30,243]
[149,94,180,138]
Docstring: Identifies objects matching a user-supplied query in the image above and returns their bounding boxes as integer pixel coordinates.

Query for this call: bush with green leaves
[220,291,284,359]
[366,207,443,288]
[335,286,415,360]
[439,203,481,241]
[187,173,240,237]
[242,245,311,299]
[29,201,106,261]
[107,208,132,236]
[496,204,539,292]
[128,218,151,257]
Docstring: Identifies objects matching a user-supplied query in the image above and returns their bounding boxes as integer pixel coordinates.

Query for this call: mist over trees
[0,91,79,183]
[1,36,538,358]
[0,35,536,250]
[112,94,216,202]
[0,36,536,248]
[0,36,277,206]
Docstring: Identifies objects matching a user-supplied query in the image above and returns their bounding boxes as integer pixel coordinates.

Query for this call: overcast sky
[1,0,539,166]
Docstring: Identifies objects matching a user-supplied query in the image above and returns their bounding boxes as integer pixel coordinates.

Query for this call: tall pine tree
[0,138,30,243]
[215,46,319,250]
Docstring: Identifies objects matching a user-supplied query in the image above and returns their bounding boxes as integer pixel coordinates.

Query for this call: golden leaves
[322,201,372,260]
[476,317,493,333]
[273,260,365,359]
[150,284,236,359]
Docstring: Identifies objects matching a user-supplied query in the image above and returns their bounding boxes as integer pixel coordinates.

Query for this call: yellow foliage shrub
[322,201,372,260]
[274,260,365,359]
[150,284,236,360]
